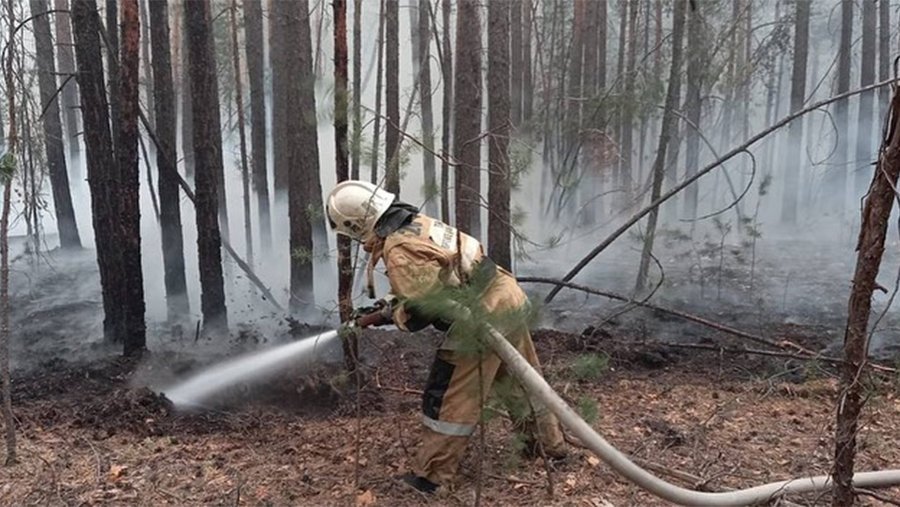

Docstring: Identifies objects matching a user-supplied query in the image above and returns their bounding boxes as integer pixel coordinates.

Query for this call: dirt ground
[3,325,900,507]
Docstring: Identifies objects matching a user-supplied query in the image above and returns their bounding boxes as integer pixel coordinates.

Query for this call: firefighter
[325,180,567,493]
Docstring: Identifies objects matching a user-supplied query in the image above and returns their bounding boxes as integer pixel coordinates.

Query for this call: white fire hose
[463,309,900,506]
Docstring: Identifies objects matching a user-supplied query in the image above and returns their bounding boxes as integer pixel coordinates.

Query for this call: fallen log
[519,276,896,374]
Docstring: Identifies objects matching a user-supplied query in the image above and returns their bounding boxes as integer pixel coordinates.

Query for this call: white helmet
[326,180,396,241]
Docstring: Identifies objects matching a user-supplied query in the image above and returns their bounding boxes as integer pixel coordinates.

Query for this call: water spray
[162,329,340,408]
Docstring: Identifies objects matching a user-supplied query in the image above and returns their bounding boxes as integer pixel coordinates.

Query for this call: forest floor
[3,324,900,506]
[5,236,900,505]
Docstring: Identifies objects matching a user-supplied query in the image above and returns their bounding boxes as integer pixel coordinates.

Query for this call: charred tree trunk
[2,0,18,466]
[244,0,271,251]
[635,0,685,292]
[72,0,124,343]
[230,0,254,266]
[828,0,853,216]
[855,0,877,199]
[149,0,189,320]
[351,0,362,180]
[682,3,704,219]
[30,0,82,249]
[369,0,386,184]
[417,0,438,215]
[117,0,147,356]
[440,0,452,223]
[453,0,482,236]
[184,0,228,332]
[780,0,809,225]
[180,8,194,180]
[54,0,82,162]
[288,0,320,312]
[510,0,522,127]
[488,0,511,270]
[564,0,585,189]
[385,0,400,193]
[334,0,356,371]
[522,0,533,124]
[832,87,900,507]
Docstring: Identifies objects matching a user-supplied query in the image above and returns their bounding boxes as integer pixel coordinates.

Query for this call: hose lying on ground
[466,307,900,505]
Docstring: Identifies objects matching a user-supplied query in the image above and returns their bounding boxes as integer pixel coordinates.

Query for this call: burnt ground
[4,236,900,505]
[3,325,900,507]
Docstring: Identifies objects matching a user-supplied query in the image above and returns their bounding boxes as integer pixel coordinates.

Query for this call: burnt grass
[4,324,900,506]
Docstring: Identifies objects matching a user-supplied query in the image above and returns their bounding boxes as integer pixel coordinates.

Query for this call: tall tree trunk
[510,0,522,127]
[72,0,124,343]
[522,0,533,124]
[417,0,438,215]
[453,0,482,236]
[334,0,355,371]
[855,0,877,199]
[682,3,704,219]
[635,0,685,292]
[2,0,18,466]
[30,0,82,249]
[149,0,189,320]
[613,0,628,200]
[619,0,638,206]
[828,0,853,217]
[440,0,452,223]
[139,0,154,128]
[351,0,362,180]
[270,0,288,197]
[244,0,271,251]
[579,0,599,224]
[878,0,890,117]
[184,0,228,332]
[54,0,82,162]
[564,0,585,181]
[832,87,900,507]
[107,0,121,159]
[488,0,511,270]
[385,0,400,193]
[230,0,254,266]
[180,8,194,180]
[780,0,809,225]
[117,0,147,356]
[289,0,321,312]
[369,0,386,183]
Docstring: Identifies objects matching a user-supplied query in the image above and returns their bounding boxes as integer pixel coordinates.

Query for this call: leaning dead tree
[544,77,899,304]
[832,84,900,507]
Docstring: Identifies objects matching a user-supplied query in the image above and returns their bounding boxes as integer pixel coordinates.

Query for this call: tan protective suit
[366,214,566,486]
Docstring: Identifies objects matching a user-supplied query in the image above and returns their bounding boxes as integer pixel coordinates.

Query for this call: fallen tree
[519,276,896,374]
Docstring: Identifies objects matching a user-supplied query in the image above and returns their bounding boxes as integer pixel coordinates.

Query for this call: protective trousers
[413,275,566,485]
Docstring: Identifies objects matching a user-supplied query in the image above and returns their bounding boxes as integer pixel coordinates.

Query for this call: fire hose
[443,303,900,506]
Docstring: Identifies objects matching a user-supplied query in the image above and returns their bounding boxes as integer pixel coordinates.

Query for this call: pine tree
[29,0,81,249]
[453,0,482,236]
[488,0,511,270]
[244,0,272,251]
[184,0,228,331]
[149,0,190,319]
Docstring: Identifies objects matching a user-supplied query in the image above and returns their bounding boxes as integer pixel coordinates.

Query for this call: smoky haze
[5,0,900,373]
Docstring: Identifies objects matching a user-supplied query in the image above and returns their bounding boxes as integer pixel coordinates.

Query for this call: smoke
[8,0,900,374]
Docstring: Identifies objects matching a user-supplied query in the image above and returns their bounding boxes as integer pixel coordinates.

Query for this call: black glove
[352,297,395,328]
